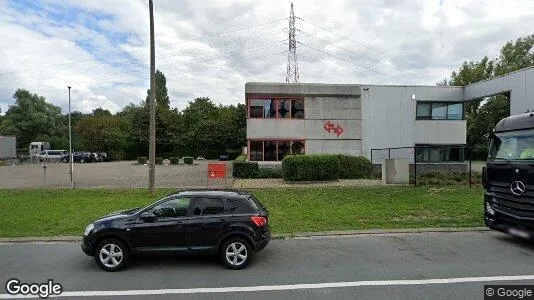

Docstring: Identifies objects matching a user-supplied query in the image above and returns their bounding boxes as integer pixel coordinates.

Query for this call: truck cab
[29,142,50,158]
[484,112,534,240]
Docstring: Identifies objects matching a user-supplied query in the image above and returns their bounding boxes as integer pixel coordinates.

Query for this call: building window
[416,102,464,120]
[415,145,464,162]
[249,140,305,161]
[250,141,263,161]
[248,97,304,119]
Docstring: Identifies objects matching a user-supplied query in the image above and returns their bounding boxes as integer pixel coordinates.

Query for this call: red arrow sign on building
[324,121,344,137]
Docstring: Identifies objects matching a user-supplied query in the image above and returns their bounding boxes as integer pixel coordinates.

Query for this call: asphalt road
[1,231,534,299]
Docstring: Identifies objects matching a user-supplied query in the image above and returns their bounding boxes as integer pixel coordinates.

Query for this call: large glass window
[250,141,263,161]
[151,197,191,218]
[193,198,225,216]
[248,97,304,119]
[249,140,305,161]
[489,130,534,160]
[416,145,464,162]
[416,102,464,120]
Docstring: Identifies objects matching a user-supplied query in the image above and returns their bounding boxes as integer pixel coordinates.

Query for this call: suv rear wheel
[220,237,250,270]
[95,239,130,272]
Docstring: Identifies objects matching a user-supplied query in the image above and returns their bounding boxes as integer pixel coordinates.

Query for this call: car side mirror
[140,211,156,222]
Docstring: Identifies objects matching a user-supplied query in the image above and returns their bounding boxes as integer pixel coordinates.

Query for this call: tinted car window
[226,198,255,214]
[193,198,225,216]
[151,197,191,218]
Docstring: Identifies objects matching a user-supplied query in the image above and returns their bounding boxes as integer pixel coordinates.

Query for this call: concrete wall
[361,85,465,160]
[413,120,467,144]
[246,83,362,158]
[464,66,534,115]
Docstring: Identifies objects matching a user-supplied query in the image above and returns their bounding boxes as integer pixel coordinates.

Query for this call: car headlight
[486,203,495,215]
[84,223,94,236]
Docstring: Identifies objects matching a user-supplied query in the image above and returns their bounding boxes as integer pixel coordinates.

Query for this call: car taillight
[251,216,267,227]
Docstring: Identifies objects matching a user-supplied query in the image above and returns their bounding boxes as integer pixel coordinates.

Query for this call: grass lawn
[0,187,484,237]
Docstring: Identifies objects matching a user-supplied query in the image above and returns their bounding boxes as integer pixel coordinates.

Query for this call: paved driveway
[0,160,231,189]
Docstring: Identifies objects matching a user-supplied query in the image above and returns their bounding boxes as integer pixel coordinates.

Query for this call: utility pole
[286,2,300,83]
[68,86,74,189]
[148,0,156,196]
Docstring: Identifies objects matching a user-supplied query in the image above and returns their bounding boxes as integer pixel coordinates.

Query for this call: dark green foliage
[155,157,163,165]
[337,155,372,179]
[137,157,147,165]
[169,157,180,165]
[232,162,259,178]
[234,154,247,162]
[183,157,194,165]
[257,168,283,178]
[417,171,482,186]
[282,155,340,181]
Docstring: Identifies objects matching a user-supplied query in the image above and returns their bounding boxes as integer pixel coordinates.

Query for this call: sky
[0,0,533,115]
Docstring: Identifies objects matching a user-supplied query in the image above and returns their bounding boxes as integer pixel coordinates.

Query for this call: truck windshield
[489,130,534,160]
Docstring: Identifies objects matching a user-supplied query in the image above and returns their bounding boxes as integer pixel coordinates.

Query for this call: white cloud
[0,0,533,114]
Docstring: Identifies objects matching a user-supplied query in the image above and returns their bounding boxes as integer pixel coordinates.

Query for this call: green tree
[0,89,67,150]
[74,115,127,153]
[443,34,533,159]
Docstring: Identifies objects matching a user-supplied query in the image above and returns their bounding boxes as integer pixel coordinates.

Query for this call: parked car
[92,153,103,162]
[36,150,68,162]
[99,152,110,162]
[72,151,94,163]
[219,154,229,161]
[81,189,270,271]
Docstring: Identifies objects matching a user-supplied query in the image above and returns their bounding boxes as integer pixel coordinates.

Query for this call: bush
[417,170,482,186]
[337,155,372,179]
[235,154,247,162]
[233,162,259,178]
[183,157,194,165]
[258,167,283,178]
[169,157,180,165]
[155,157,163,165]
[282,154,340,181]
[137,157,147,165]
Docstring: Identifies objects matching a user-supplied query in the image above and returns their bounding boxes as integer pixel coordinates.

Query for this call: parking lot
[0,160,230,189]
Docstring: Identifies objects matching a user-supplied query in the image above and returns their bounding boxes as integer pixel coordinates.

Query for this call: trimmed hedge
[233,162,259,178]
[137,157,147,165]
[155,157,163,165]
[169,157,180,165]
[183,157,194,164]
[258,167,283,178]
[337,155,372,179]
[282,154,340,181]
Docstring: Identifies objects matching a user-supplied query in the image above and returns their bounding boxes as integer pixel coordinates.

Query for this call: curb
[0,227,489,244]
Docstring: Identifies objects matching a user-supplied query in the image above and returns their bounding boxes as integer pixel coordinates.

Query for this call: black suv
[81,190,270,271]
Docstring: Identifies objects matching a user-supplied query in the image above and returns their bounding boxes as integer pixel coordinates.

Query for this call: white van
[35,150,68,162]
[29,142,51,157]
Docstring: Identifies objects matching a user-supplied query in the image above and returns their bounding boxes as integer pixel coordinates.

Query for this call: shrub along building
[244,66,534,171]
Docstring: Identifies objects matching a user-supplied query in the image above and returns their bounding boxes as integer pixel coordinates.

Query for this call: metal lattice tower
[286,2,300,83]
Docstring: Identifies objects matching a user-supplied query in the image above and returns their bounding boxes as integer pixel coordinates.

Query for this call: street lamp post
[68,86,74,189]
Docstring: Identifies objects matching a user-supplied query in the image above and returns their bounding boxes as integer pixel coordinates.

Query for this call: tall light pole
[148,0,156,196]
[68,86,74,189]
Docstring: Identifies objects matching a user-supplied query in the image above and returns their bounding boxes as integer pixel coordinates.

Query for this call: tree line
[0,70,246,160]
[440,34,534,160]
[0,35,532,161]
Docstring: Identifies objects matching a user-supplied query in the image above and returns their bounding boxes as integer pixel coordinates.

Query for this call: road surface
[1,231,533,299]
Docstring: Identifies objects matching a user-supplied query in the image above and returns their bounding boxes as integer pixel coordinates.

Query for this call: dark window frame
[247,96,305,120]
[191,197,226,216]
[248,139,306,161]
[415,102,465,120]
[415,145,465,162]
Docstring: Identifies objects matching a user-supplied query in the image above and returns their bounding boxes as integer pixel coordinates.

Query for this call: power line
[296,17,423,79]
[296,29,425,80]
[297,41,411,84]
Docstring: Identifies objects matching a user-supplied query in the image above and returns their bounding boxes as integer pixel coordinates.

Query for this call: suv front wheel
[95,239,130,272]
[220,237,250,270]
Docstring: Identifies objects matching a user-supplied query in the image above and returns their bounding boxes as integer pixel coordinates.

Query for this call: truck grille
[488,182,534,220]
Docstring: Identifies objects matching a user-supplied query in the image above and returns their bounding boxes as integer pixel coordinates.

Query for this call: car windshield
[489,129,534,160]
